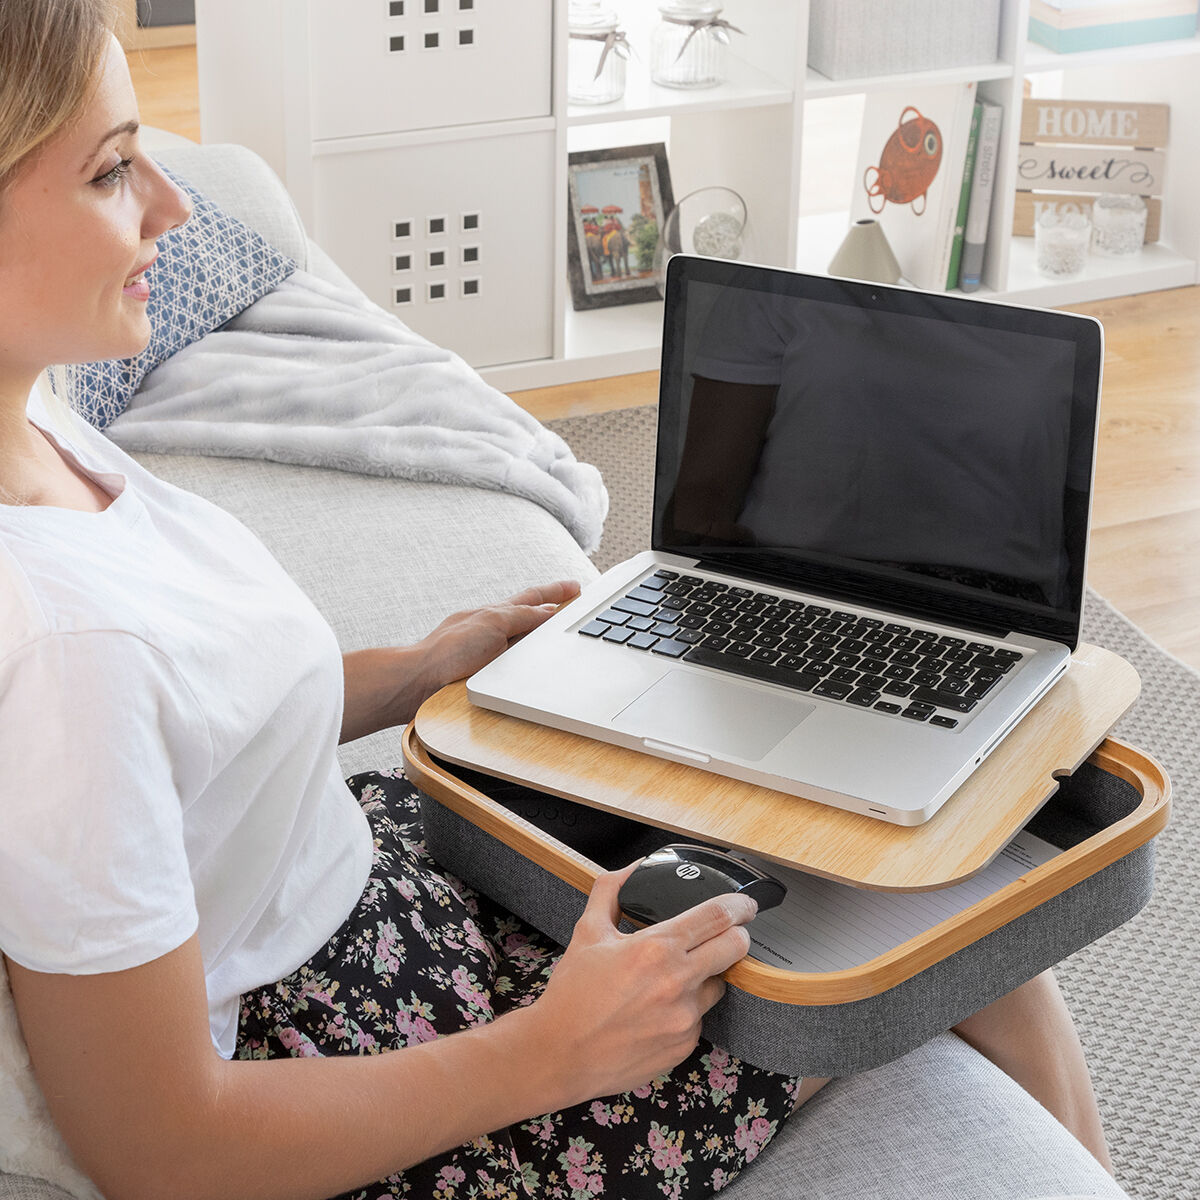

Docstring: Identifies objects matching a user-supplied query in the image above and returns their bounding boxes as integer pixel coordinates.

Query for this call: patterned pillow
[61,163,296,429]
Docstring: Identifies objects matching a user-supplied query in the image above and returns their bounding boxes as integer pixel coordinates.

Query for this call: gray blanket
[105,270,608,553]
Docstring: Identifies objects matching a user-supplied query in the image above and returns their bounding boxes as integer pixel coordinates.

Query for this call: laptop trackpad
[611,670,814,763]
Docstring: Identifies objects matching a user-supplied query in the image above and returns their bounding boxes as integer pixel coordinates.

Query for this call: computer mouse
[617,844,787,926]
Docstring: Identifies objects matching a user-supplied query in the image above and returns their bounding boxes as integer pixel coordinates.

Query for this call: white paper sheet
[739,830,1062,973]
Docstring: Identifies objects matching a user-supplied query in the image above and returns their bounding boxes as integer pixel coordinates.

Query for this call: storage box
[1029,0,1199,53]
[807,0,1002,81]
[408,733,1167,1078]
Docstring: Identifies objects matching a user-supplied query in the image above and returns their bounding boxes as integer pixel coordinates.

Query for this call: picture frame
[567,143,675,310]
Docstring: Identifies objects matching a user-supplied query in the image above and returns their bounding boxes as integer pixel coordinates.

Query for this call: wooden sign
[1013,99,1169,242]
[1019,100,1169,148]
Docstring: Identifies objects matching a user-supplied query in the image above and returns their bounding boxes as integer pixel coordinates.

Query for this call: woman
[0,4,1112,1198]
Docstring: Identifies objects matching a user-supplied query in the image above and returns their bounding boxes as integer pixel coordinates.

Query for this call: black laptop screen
[654,258,1103,647]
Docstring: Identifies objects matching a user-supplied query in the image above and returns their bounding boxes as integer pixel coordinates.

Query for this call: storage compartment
[307,0,553,141]
[417,749,1160,1077]
[312,129,557,368]
[807,0,1002,81]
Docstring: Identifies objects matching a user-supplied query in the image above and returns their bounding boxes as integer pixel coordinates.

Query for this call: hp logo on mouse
[675,864,702,881]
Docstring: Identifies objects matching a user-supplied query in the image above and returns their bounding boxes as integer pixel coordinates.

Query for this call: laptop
[469,256,1104,825]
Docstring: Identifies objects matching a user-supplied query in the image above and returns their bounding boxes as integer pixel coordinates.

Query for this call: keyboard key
[911,670,942,687]
[831,610,856,622]
[626,615,656,632]
[910,686,979,713]
[703,635,731,651]
[602,626,634,644]
[753,633,783,649]
[890,651,921,667]
[654,569,679,580]
[807,646,835,663]
[967,642,992,653]
[937,635,966,648]
[706,621,734,637]
[657,596,686,612]
[613,597,657,618]
[930,715,960,729]
[858,672,887,691]
[579,620,609,637]
[884,680,915,698]
[652,621,680,637]
[883,664,912,680]
[814,680,854,700]
[804,605,831,616]
[751,648,781,664]
[940,676,969,695]
[628,632,659,650]
[677,613,706,630]
[901,704,933,721]
[685,645,821,693]
[598,609,629,625]
[831,652,860,668]
[626,587,663,605]
[728,642,755,658]
[728,587,753,599]
[677,629,705,645]
[874,701,902,714]
[809,662,835,677]
[830,667,859,684]
[640,575,668,591]
[885,622,913,635]
[847,688,881,707]
[651,638,690,658]
[680,574,703,586]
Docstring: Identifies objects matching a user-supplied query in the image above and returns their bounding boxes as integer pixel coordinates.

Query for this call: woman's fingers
[504,579,581,609]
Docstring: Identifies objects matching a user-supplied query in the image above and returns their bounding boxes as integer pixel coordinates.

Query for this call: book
[960,100,1005,293]
[850,81,979,292]
[946,101,983,290]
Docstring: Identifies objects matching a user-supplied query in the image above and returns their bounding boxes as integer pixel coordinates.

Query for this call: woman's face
[0,36,192,380]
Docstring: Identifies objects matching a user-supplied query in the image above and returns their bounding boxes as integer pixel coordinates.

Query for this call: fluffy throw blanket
[104,270,608,554]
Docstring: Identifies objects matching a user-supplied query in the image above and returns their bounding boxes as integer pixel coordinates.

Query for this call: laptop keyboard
[578,569,1024,729]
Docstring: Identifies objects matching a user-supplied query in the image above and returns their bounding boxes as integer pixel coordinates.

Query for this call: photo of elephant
[567,143,675,310]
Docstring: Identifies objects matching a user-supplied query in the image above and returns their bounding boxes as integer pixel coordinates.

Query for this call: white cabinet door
[313,130,556,368]
[307,0,553,141]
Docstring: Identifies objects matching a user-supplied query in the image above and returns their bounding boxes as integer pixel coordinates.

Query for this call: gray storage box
[808,0,1002,80]
[418,753,1161,1078]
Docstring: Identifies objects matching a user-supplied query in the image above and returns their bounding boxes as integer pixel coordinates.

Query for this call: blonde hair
[1,1,117,429]
[0,0,118,195]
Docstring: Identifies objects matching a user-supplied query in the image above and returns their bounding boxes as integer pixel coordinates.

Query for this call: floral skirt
[236,769,801,1199]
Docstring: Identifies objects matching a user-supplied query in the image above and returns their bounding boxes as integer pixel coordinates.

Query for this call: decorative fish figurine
[864,106,943,216]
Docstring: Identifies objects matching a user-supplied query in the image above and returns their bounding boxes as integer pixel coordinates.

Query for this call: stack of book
[850,84,1004,292]
[1029,0,1199,53]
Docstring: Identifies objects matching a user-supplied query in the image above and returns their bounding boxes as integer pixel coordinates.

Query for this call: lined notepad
[740,831,1061,973]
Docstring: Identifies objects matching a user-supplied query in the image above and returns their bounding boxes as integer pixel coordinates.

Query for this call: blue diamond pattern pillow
[63,164,296,429]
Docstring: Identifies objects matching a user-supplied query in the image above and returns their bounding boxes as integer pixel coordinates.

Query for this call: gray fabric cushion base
[420,761,1154,1077]
[0,1179,78,1200]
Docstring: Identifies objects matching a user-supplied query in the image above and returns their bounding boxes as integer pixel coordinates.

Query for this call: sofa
[0,139,1130,1200]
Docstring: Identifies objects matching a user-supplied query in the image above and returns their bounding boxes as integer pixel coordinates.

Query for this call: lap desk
[404,643,1169,1077]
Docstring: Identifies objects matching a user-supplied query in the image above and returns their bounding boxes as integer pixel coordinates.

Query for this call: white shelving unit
[195,0,1200,391]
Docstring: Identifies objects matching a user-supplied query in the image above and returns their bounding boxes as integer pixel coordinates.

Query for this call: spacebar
[685,646,822,693]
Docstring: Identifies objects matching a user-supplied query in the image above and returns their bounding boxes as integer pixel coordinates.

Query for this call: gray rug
[548,403,1200,1200]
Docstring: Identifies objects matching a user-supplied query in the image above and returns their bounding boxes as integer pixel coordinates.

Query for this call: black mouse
[618,844,787,926]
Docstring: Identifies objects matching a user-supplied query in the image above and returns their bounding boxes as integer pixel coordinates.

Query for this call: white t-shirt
[0,399,373,1058]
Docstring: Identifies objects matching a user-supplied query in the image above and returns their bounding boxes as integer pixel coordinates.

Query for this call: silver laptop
[469,256,1104,825]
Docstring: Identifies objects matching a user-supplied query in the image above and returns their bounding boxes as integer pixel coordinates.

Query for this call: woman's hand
[420,579,582,691]
[519,863,757,1108]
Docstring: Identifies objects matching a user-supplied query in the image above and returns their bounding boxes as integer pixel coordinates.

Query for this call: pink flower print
[666,1145,684,1169]
[565,1143,589,1167]
[652,1149,672,1171]
[587,1174,604,1194]
[633,1082,653,1099]
[462,918,490,954]
[708,1046,730,1068]
[751,1117,771,1141]
[589,1100,612,1127]
[437,1165,466,1188]
[355,1029,377,1051]
[648,1126,666,1152]
[374,922,402,974]
[567,1166,588,1190]
[397,877,418,902]
[708,1068,729,1091]
[711,1168,730,1191]
[410,910,427,936]
[734,1124,753,1151]
[278,1027,305,1052]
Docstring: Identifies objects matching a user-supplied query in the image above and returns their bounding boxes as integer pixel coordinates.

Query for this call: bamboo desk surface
[414,643,1144,891]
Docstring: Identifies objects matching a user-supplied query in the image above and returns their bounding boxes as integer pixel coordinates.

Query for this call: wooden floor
[129,46,1200,672]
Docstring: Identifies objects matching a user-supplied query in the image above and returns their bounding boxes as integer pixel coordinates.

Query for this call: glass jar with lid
[650,0,741,89]
[567,0,629,106]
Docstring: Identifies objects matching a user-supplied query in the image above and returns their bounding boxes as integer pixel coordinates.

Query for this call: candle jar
[1035,210,1091,278]
[1091,193,1148,257]
[567,0,629,106]
[651,0,737,89]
